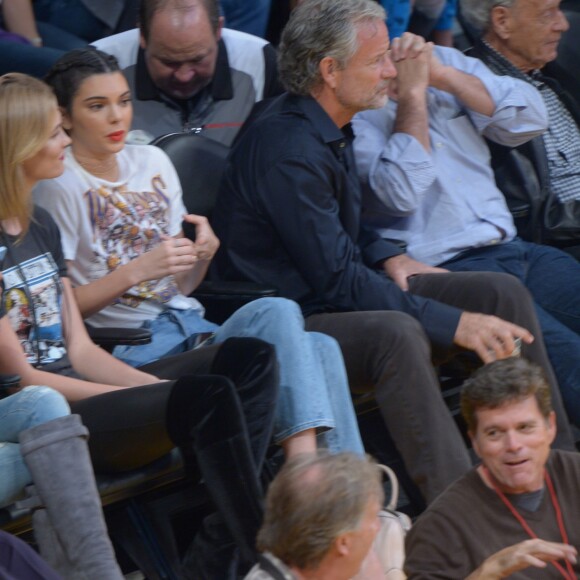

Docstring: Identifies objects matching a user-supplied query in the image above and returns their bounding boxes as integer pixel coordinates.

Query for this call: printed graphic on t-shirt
[2,253,66,365]
[84,177,180,308]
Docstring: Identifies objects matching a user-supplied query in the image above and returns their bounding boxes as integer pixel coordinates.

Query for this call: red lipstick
[107,131,125,142]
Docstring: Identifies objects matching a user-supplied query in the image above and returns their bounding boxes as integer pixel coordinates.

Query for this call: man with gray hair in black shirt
[211,0,575,505]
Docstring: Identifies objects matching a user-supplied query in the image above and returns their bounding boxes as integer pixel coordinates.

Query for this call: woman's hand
[183,214,220,262]
[128,236,198,283]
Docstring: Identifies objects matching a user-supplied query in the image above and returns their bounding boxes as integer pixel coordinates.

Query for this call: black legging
[69,338,278,474]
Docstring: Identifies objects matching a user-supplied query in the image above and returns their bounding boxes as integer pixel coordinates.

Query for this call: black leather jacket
[468,40,580,248]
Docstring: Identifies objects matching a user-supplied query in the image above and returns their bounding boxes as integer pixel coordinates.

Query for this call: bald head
[140,0,220,40]
[139,0,223,100]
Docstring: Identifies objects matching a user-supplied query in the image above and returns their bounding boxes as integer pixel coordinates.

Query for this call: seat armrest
[86,325,153,350]
[191,281,278,325]
[0,374,21,400]
[193,280,277,297]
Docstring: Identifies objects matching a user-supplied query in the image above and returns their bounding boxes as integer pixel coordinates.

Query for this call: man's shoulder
[221,28,275,101]
[421,467,482,517]
[548,449,580,476]
[407,468,487,539]
[92,29,140,70]
[235,95,316,150]
[221,27,269,55]
[244,553,296,580]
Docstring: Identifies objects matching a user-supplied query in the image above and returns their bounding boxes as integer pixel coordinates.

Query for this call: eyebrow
[157,49,212,63]
[366,47,390,62]
[82,91,131,102]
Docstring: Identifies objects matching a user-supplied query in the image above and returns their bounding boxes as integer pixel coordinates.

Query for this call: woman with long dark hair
[36,47,364,462]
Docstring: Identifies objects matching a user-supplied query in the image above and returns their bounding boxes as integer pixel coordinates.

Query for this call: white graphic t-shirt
[34,145,204,328]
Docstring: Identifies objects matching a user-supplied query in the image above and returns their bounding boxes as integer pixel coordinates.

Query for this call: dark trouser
[306,271,574,504]
[306,310,470,504]
[409,271,573,450]
[70,338,278,475]
[441,240,580,425]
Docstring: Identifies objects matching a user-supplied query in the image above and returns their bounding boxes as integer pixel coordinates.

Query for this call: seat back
[151,132,278,322]
[151,133,230,219]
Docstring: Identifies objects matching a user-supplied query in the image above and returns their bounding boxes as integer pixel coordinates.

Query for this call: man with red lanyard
[405,357,579,579]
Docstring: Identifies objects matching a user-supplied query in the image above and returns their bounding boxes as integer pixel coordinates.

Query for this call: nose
[382,53,397,80]
[556,10,570,32]
[108,104,122,123]
[173,65,196,84]
[504,430,523,452]
[61,131,71,148]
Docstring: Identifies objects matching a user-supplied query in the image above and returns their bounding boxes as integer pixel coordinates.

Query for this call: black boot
[165,338,278,578]
[166,375,265,566]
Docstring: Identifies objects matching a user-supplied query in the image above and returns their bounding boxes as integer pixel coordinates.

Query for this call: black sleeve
[253,154,461,347]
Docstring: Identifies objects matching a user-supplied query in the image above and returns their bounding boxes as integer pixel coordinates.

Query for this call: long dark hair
[45,47,122,112]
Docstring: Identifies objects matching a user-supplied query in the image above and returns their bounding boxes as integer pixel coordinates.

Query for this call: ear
[490,5,513,40]
[139,31,147,51]
[215,16,224,41]
[335,532,352,558]
[547,411,557,445]
[319,56,339,90]
[60,106,73,132]
[469,430,482,460]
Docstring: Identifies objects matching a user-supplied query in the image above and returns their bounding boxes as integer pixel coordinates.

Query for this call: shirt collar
[290,94,355,156]
[480,39,541,82]
[135,38,234,103]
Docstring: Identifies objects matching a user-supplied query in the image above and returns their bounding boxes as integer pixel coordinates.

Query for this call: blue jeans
[114,298,364,454]
[0,387,70,507]
[442,239,580,424]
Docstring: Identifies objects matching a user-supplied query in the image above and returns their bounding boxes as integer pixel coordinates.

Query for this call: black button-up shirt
[211,93,462,347]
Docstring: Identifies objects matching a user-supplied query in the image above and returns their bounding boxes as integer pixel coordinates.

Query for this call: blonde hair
[0,73,57,234]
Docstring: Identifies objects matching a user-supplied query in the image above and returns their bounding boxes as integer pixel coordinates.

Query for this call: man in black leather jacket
[463,0,580,257]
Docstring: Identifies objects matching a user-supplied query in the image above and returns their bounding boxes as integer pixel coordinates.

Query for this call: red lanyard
[483,466,575,580]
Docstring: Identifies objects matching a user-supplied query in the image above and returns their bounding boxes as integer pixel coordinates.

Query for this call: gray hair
[257,452,384,570]
[278,0,386,96]
[460,0,516,34]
